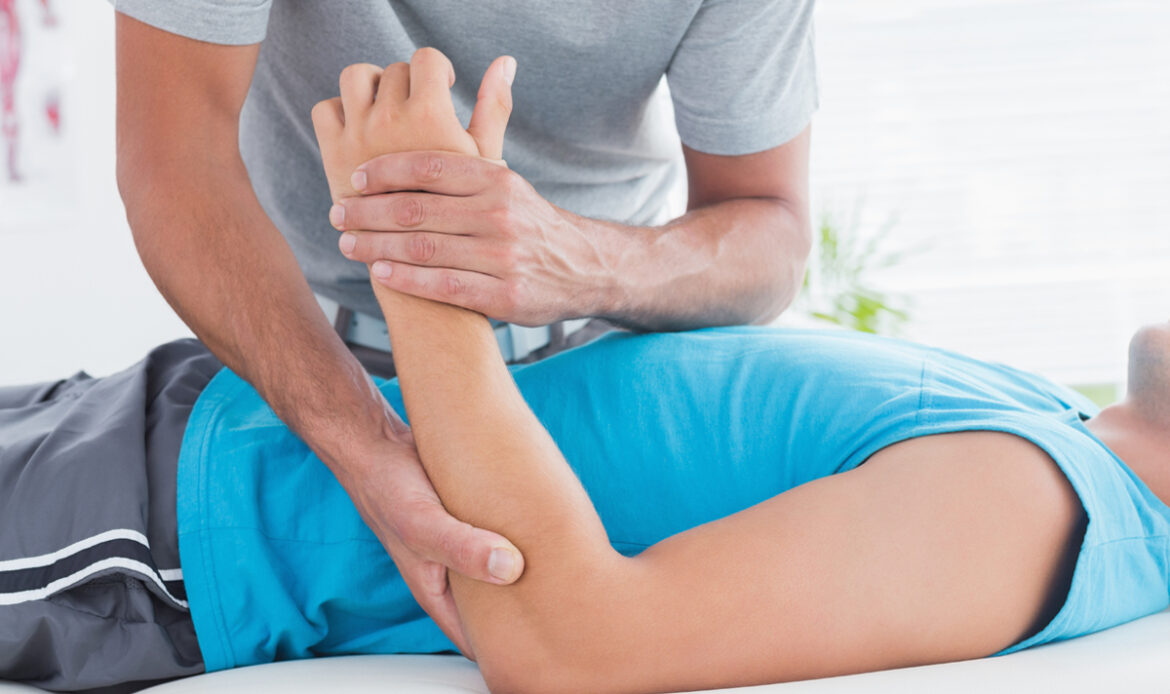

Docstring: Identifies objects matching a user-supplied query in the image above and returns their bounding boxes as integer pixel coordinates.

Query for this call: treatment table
[3,607,1168,693]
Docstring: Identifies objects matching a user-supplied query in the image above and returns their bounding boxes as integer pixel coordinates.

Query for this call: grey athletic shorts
[0,340,222,693]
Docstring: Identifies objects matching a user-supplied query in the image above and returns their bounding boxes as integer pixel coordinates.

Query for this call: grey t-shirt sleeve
[109,0,273,45]
[667,0,818,156]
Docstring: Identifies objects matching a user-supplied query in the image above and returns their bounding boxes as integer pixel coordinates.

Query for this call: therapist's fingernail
[339,233,356,255]
[372,261,393,279]
[351,170,367,192]
[329,204,346,229]
[489,547,518,582]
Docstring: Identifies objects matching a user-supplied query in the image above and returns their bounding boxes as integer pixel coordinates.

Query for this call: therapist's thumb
[409,503,525,584]
[467,55,516,160]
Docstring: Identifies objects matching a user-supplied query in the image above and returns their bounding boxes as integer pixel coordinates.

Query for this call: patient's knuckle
[412,46,442,63]
[338,63,369,89]
[382,61,409,86]
[310,100,332,123]
[410,99,444,121]
[370,105,397,127]
[338,64,359,84]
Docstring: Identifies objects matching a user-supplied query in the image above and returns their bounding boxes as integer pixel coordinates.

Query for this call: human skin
[310,50,1158,694]
[112,14,521,652]
[1085,321,1170,503]
[112,8,807,635]
[327,97,811,333]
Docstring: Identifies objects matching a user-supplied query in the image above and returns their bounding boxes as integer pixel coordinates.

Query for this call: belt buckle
[318,293,575,362]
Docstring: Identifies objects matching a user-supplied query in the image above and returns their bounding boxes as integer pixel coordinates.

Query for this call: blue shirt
[176,327,1170,671]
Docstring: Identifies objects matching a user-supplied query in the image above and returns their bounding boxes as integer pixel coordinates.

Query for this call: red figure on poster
[0,0,21,183]
[39,0,55,27]
[45,89,58,134]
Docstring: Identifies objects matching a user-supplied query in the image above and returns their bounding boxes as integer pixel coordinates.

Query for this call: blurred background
[1,0,1168,403]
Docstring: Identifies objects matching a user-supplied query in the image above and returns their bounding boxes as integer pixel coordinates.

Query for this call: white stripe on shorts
[0,557,189,608]
[0,528,152,571]
[0,528,186,608]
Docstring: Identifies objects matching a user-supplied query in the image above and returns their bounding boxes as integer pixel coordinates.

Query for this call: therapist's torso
[232,0,819,317]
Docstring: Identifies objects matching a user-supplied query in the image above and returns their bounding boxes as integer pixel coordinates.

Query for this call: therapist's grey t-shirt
[112,0,818,318]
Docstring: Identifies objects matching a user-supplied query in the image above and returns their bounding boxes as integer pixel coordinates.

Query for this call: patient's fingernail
[489,547,517,582]
[351,170,367,192]
[502,57,517,86]
[372,261,393,279]
[339,233,356,255]
[329,204,346,228]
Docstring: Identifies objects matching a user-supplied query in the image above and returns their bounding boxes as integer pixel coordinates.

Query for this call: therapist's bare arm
[113,15,520,652]
[114,17,371,454]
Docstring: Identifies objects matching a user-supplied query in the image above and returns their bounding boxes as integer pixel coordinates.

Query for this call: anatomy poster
[0,0,74,228]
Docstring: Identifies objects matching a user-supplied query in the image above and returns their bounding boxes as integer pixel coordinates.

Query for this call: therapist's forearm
[591,197,809,332]
[118,153,395,470]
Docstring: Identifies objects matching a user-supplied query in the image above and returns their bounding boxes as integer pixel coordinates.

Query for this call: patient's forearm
[372,283,623,653]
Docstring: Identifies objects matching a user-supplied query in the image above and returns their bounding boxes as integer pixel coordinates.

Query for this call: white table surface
[4,607,1168,693]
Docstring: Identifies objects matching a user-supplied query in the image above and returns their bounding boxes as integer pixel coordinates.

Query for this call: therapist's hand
[336,425,521,660]
[329,148,618,328]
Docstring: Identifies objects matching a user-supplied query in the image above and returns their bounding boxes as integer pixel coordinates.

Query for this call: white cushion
[3,608,1167,693]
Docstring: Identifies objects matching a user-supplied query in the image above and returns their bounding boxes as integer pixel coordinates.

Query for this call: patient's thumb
[467,55,516,160]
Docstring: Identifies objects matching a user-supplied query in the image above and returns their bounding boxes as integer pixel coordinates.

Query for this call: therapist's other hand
[311,48,524,657]
[333,154,615,326]
[336,427,523,660]
[320,47,612,327]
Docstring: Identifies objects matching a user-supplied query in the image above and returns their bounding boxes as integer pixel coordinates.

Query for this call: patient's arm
[311,47,620,657]
[314,50,1084,694]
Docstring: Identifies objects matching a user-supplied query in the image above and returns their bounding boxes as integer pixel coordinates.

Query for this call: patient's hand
[312,48,513,204]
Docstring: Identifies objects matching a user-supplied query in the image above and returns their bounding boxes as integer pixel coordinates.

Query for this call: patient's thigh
[0,371,93,409]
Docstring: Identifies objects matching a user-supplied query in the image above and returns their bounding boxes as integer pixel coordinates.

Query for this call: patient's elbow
[473,568,632,693]
[478,647,589,694]
[477,651,550,694]
[468,544,635,693]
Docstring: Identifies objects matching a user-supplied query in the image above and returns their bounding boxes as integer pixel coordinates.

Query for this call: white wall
[806,0,1170,389]
[0,0,190,383]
